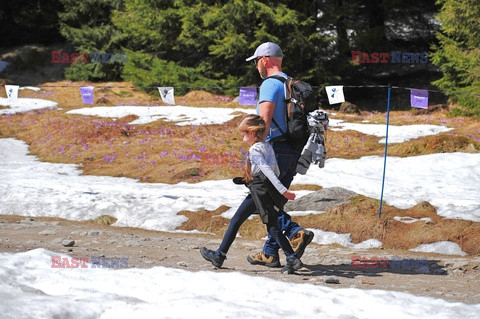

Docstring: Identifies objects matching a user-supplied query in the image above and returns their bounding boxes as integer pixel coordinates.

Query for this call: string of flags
[325,85,429,109]
[4,83,431,109]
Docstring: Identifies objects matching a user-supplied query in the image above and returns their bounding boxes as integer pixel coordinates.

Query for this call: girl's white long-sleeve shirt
[249,142,287,195]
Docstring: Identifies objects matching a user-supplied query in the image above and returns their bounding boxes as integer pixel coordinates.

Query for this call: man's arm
[258,101,275,139]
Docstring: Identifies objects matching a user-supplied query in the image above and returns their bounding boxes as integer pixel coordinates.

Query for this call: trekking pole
[378,83,391,218]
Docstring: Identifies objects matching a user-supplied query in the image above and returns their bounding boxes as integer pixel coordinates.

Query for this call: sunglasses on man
[253,56,268,66]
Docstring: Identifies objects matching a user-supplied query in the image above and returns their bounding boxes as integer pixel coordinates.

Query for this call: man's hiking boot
[200,247,226,268]
[290,229,314,258]
[247,252,281,268]
[281,256,303,274]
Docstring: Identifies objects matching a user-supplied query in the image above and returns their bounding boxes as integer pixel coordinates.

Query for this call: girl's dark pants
[218,141,302,256]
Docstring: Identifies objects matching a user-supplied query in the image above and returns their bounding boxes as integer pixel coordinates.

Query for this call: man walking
[245,42,314,266]
[200,42,314,268]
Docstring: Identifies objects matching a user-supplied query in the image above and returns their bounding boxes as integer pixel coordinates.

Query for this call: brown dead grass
[326,130,480,159]
[0,108,248,183]
[1,81,479,256]
[293,196,480,256]
[177,90,241,108]
[177,205,267,239]
[289,184,323,191]
[177,196,480,256]
[0,82,254,183]
[94,215,118,226]
[326,109,480,159]
[388,134,479,156]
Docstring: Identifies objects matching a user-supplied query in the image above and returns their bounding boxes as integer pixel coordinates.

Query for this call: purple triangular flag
[238,87,257,105]
[80,86,94,104]
[410,89,428,109]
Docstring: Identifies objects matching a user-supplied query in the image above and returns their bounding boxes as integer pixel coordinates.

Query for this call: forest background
[0,0,478,116]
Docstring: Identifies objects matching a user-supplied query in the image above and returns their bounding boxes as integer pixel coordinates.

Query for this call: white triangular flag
[158,87,175,105]
[5,85,19,100]
[325,86,345,104]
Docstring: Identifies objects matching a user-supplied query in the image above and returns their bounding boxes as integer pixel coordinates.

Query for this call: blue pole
[378,84,391,218]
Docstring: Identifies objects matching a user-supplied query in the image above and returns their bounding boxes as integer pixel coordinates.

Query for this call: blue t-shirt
[256,72,288,141]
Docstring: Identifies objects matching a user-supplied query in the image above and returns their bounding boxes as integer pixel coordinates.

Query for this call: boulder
[285,187,357,212]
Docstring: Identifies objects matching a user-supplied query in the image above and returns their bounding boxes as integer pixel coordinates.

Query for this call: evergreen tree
[431,0,480,116]
[0,0,63,47]
[112,0,215,94]
[58,0,125,81]
[113,0,331,95]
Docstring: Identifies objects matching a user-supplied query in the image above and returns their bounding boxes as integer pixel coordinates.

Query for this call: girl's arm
[249,145,295,199]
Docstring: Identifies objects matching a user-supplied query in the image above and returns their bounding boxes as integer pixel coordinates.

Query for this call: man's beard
[259,69,267,79]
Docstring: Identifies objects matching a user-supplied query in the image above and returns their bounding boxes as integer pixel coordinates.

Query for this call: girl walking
[200,114,303,274]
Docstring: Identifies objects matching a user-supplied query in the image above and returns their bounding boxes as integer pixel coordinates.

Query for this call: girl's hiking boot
[247,252,281,268]
[290,229,314,258]
[200,247,226,268]
[281,256,303,274]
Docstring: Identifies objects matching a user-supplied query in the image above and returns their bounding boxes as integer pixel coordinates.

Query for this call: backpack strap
[266,75,287,99]
[271,117,286,136]
[266,75,287,82]
[265,75,290,140]
[267,75,296,117]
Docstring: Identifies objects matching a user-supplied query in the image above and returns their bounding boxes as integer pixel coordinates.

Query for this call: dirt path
[1,214,479,305]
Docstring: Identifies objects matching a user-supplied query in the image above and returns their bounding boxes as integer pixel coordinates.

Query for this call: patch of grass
[350,195,379,206]
[177,205,231,235]
[113,90,133,98]
[290,184,323,191]
[176,90,241,108]
[388,134,480,156]
[0,108,248,184]
[289,197,480,256]
[325,130,384,159]
[177,205,267,239]
[188,168,200,176]
[94,215,118,225]
[325,110,480,159]
[176,195,480,256]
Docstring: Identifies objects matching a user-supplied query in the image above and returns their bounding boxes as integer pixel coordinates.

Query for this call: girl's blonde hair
[238,114,266,182]
[237,114,266,142]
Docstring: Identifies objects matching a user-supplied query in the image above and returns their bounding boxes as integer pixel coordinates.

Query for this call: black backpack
[268,75,317,149]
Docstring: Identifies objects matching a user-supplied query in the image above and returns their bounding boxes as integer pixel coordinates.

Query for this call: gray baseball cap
[245,42,283,61]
